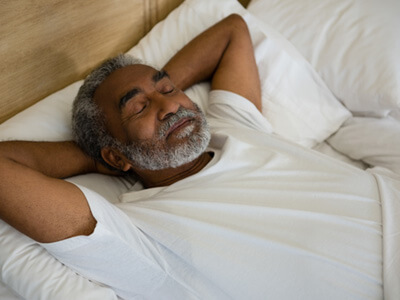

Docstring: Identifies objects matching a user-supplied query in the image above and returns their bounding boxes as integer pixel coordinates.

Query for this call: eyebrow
[152,70,170,83]
[119,88,140,110]
[118,70,170,110]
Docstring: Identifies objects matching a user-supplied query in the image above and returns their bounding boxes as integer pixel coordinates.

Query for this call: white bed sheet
[328,116,400,175]
[0,280,21,300]
[368,167,400,299]
[312,141,368,169]
[1,0,399,298]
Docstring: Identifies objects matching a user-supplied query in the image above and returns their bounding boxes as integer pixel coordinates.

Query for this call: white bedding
[247,0,400,117]
[0,0,399,299]
[0,280,21,300]
[30,91,386,299]
[369,167,400,299]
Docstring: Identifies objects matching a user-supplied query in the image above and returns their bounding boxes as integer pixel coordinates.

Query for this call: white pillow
[0,81,79,142]
[247,0,400,117]
[128,0,350,147]
[0,0,349,298]
[327,116,400,175]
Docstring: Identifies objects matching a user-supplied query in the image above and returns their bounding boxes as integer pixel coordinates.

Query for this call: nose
[151,93,180,121]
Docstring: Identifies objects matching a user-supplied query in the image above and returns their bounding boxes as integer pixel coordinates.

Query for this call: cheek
[102,112,129,143]
[125,118,157,142]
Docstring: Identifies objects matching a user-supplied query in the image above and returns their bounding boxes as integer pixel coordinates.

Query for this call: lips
[166,117,192,138]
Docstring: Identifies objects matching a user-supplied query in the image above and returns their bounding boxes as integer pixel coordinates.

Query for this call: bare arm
[0,141,98,243]
[163,14,262,111]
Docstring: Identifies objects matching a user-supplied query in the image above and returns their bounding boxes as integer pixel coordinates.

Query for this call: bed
[0,0,399,299]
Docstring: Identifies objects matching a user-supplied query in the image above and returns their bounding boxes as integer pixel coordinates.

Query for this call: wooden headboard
[0,0,250,124]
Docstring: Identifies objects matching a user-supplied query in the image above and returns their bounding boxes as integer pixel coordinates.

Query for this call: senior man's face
[93,64,210,170]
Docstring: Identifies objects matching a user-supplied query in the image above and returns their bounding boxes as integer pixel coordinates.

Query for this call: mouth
[166,117,193,138]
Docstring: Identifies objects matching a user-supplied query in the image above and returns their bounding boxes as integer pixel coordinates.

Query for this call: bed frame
[0,0,249,124]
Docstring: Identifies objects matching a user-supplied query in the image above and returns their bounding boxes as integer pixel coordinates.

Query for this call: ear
[100,147,132,172]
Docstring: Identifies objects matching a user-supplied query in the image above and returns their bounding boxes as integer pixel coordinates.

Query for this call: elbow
[223,14,250,38]
[30,211,97,244]
[225,13,247,28]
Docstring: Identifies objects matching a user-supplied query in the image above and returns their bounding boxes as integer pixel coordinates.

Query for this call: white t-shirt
[42,91,383,299]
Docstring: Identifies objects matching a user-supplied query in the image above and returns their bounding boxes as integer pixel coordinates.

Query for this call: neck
[134,152,213,188]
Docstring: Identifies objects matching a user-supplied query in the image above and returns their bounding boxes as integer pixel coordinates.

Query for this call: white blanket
[368,167,400,299]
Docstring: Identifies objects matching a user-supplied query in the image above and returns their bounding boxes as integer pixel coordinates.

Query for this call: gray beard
[118,103,210,171]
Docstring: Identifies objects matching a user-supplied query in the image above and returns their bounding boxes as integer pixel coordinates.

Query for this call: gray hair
[72,54,143,169]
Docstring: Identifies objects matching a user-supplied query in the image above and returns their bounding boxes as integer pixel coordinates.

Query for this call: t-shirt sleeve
[207,90,273,134]
[40,185,168,299]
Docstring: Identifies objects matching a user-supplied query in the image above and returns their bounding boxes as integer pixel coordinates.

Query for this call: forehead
[93,64,158,104]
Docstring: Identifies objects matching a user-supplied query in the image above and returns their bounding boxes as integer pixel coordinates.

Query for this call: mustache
[157,106,199,138]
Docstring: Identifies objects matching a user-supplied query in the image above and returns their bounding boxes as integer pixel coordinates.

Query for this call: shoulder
[207,90,273,134]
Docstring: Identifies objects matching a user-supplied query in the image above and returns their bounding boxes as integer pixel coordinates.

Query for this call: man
[0,14,257,241]
[0,14,384,299]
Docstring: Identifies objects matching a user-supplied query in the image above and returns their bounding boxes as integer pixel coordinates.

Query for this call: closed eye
[127,98,149,117]
[136,103,147,114]
[163,86,175,94]
[121,101,147,122]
